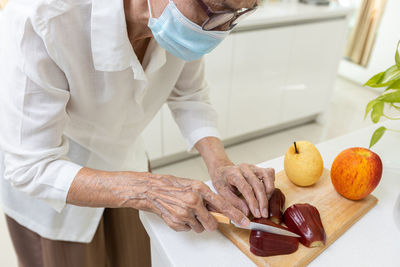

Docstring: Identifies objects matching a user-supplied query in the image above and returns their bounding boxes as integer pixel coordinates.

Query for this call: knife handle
[210,212,231,224]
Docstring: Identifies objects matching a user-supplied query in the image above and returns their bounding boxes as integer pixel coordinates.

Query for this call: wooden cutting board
[217,169,378,267]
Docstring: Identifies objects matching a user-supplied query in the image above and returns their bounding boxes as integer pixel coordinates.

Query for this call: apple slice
[249,218,299,257]
[283,203,326,248]
[268,188,285,225]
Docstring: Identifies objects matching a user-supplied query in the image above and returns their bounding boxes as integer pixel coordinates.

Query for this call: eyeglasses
[194,0,257,31]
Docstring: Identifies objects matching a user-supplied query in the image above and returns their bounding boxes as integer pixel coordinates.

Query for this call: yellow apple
[284,141,324,186]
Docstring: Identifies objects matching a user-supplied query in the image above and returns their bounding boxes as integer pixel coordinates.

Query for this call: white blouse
[0,0,219,242]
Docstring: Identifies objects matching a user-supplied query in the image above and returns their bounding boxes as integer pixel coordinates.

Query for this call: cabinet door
[142,110,163,160]
[280,20,347,122]
[227,27,293,138]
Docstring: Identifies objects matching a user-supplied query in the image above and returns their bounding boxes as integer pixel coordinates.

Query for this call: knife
[210,212,300,238]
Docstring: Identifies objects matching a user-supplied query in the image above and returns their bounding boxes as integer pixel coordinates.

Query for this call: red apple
[331,147,382,200]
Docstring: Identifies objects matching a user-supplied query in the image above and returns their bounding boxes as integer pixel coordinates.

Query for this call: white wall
[339,0,400,87]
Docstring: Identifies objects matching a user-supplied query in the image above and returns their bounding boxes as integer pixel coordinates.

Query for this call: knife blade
[210,212,300,238]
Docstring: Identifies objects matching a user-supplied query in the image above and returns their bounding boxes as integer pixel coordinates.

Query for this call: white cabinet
[280,20,347,122]
[228,20,348,137]
[227,28,293,137]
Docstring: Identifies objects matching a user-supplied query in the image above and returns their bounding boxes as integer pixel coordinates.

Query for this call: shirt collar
[90,0,166,79]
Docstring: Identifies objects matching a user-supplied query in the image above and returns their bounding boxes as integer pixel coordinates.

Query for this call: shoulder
[2,0,91,34]
[0,0,92,68]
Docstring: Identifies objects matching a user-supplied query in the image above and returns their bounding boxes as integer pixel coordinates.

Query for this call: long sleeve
[167,58,220,152]
[0,17,82,212]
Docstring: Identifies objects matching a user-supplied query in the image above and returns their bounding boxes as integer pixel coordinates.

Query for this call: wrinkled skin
[211,164,275,218]
[68,137,275,233]
[196,137,275,219]
[137,174,251,232]
[67,168,250,233]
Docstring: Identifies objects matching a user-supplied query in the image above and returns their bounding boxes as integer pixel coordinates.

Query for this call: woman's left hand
[210,163,275,218]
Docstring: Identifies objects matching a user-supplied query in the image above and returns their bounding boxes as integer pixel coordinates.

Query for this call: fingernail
[262,208,268,217]
[241,218,250,227]
[255,209,261,218]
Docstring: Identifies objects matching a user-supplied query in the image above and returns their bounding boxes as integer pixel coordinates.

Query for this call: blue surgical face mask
[147,0,230,61]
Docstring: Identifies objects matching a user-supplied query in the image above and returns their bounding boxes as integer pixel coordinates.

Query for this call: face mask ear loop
[147,0,154,18]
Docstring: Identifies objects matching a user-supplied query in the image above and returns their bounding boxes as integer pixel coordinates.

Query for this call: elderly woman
[0,0,275,266]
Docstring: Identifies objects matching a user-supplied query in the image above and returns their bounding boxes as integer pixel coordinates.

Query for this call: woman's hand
[211,163,275,218]
[194,136,275,219]
[67,168,250,233]
[139,174,250,233]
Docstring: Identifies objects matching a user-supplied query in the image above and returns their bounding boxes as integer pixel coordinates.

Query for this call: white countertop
[236,0,353,30]
[140,120,400,267]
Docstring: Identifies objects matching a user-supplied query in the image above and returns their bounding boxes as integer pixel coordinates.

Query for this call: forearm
[67,166,250,231]
[66,167,152,210]
[195,136,233,175]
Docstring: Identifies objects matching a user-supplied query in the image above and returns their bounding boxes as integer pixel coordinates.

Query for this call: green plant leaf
[370,101,384,123]
[378,90,400,103]
[364,41,400,148]
[364,65,400,88]
[380,65,400,85]
[364,72,385,87]
[369,126,387,148]
[365,99,379,119]
[386,78,400,90]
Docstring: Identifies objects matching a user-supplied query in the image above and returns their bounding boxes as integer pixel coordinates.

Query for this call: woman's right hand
[67,168,250,233]
[139,174,250,233]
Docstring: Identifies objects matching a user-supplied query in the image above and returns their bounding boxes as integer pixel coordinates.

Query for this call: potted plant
[364,41,400,232]
[364,41,400,148]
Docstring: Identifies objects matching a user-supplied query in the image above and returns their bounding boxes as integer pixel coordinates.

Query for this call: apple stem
[294,142,299,154]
